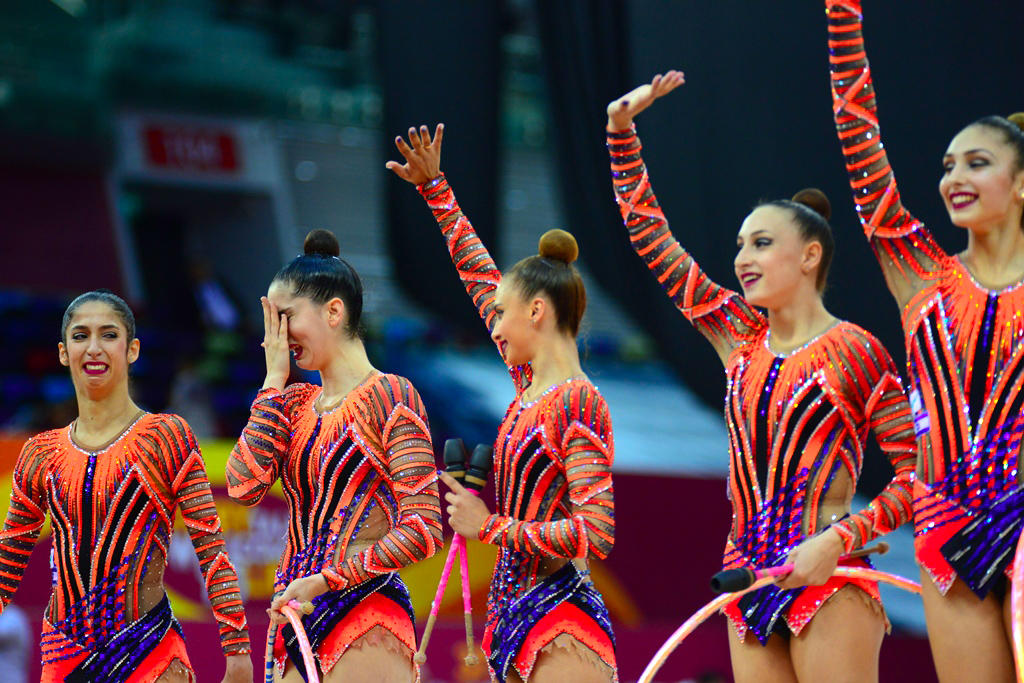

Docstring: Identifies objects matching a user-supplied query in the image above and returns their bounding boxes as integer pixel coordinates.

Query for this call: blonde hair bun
[791,188,832,221]
[1008,112,1024,131]
[538,229,579,265]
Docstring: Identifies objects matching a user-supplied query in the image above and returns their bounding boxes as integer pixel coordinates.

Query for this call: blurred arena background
[2,2,1022,680]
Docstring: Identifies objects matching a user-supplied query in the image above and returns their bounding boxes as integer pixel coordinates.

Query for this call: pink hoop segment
[1012,529,1024,682]
[638,566,922,683]
[280,599,320,683]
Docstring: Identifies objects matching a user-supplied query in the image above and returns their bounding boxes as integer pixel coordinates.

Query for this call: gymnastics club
[458,444,495,663]
[1012,528,1024,682]
[263,599,316,683]
[411,438,475,667]
[639,565,921,683]
[416,442,494,666]
[710,541,890,593]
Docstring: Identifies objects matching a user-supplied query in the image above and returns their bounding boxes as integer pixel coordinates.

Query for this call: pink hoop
[279,599,319,683]
[1011,529,1024,682]
[638,566,921,683]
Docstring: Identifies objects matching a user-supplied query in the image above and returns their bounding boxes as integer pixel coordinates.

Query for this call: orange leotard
[607,124,916,641]
[0,413,249,682]
[417,175,617,681]
[826,0,1024,598]
[227,373,441,676]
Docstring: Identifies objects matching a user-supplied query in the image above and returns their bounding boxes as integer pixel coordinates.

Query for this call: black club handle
[464,444,494,493]
[443,439,468,482]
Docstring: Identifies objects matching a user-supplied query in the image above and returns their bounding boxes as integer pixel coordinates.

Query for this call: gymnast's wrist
[606,120,636,135]
[824,524,854,554]
[416,172,447,196]
[479,513,501,542]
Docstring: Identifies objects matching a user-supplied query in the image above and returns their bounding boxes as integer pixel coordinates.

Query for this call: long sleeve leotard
[227,373,442,594]
[0,413,250,678]
[608,124,916,641]
[227,373,442,677]
[826,0,1024,598]
[417,174,617,682]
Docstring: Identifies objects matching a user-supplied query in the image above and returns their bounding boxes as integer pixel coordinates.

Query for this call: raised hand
[606,70,685,131]
[260,296,290,391]
[386,123,444,186]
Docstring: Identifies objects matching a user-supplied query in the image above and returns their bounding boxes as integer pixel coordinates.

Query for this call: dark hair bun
[303,229,340,257]
[791,188,831,221]
[1008,112,1024,132]
[538,229,578,264]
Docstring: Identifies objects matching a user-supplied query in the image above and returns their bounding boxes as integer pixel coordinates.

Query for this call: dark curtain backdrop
[534,1,1024,493]
[377,1,503,330]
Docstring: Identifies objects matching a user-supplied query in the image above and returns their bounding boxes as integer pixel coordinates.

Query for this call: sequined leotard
[227,372,441,677]
[826,0,1024,599]
[0,413,250,682]
[417,174,617,682]
[607,125,916,643]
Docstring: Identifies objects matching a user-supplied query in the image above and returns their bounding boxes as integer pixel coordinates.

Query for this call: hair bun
[303,229,340,257]
[1008,112,1024,132]
[538,229,578,264]
[791,188,831,221]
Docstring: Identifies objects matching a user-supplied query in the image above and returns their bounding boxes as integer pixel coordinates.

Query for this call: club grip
[443,439,468,481]
[710,568,758,593]
[464,444,494,492]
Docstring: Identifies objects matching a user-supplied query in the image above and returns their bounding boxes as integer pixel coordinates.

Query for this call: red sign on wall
[143,125,240,173]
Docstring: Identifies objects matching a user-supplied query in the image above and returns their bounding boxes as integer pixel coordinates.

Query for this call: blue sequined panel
[487,562,614,683]
[729,469,809,644]
[933,411,1024,598]
[65,595,182,683]
[942,486,1024,599]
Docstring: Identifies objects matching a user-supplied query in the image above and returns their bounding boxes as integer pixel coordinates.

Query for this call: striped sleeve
[826,0,945,295]
[417,174,531,393]
[607,124,765,356]
[164,417,250,655]
[0,436,48,611]
[479,384,615,560]
[831,336,915,551]
[226,385,306,506]
[322,377,442,591]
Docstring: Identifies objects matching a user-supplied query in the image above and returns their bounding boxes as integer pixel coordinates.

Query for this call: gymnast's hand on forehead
[386,123,444,186]
[439,470,491,539]
[260,295,290,392]
[606,70,685,132]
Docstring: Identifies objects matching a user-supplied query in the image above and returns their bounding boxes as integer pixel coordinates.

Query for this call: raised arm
[831,344,915,552]
[226,386,296,506]
[606,73,765,363]
[0,437,48,612]
[226,297,308,505]
[319,377,443,591]
[162,417,250,656]
[826,0,945,305]
[388,124,530,391]
[480,384,614,560]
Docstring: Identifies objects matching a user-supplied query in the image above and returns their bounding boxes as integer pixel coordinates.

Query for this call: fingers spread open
[395,135,413,157]
[408,126,423,148]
